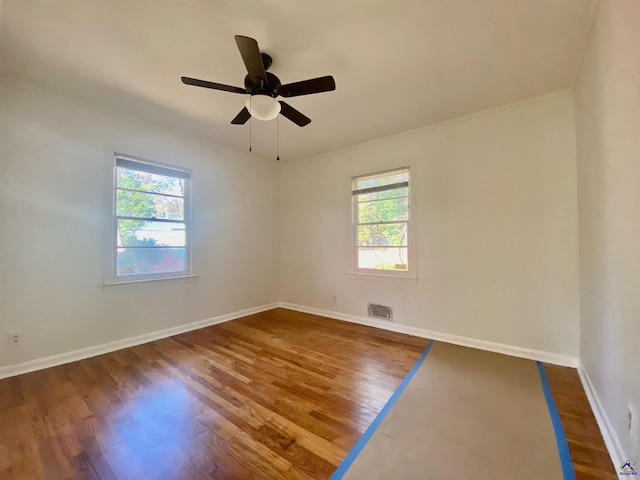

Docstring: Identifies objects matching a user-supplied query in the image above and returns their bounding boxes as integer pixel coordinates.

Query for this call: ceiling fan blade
[278,75,336,98]
[235,35,267,84]
[181,76,247,94]
[231,107,251,125]
[279,101,311,127]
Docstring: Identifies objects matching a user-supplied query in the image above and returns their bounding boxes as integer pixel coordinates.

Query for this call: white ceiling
[0,0,597,163]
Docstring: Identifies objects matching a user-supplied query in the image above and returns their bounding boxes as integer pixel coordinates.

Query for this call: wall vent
[368,303,392,320]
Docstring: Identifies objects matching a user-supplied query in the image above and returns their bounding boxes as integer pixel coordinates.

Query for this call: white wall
[279,92,580,360]
[0,79,582,374]
[0,78,279,368]
[573,0,640,465]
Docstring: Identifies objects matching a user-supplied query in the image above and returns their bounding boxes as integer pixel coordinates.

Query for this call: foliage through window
[113,155,191,280]
[352,167,410,274]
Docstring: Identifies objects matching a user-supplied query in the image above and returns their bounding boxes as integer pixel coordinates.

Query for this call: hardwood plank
[0,308,617,479]
[544,363,618,480]
[0,309,426,479]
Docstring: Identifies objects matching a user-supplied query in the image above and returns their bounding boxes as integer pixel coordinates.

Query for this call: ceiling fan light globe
[246,95,280,121]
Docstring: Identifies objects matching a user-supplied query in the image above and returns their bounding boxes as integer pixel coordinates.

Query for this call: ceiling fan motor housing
[244,71,281,97]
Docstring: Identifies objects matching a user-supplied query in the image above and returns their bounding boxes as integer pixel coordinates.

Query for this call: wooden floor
[545,364,618,480]
[0,308,616,479]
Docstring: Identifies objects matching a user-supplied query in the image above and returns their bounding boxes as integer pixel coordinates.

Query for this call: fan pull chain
[276,115,280,161]
[249,97,252,152]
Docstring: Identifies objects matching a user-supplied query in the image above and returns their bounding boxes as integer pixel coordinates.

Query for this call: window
[112,154,191,281]
[352,167,411,275]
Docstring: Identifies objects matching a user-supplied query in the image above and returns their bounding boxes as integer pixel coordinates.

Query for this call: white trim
[2,298,620,474]
[578,366,625,478]
[346,271,419,283]
[0,303,278,380]
[1,300,579,378]
[351,165,416,279]
[106,153,193,285]
[278,302,579,368]
[102,274,199,288]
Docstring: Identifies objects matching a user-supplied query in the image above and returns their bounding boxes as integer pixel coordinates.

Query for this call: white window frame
[351,166,415,278]
[107,153,192,284]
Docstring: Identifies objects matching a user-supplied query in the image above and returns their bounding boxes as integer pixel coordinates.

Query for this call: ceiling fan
[181,35,336,127]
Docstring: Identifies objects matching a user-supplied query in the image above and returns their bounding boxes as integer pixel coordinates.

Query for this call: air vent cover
[368,303,392,320]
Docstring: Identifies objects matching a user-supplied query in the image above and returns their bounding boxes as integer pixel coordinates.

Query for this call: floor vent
[368,303,392,320]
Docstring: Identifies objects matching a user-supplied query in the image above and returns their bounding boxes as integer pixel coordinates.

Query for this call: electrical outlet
[332,294,337,301]
[8,334,20,346]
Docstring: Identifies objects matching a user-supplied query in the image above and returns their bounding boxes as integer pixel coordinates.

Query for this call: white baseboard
[3,299,622,472]
[4,300,619,474]
[280,302,625,474]
[278,302,579,368]
[0,302,279,380]
[578,366,625,478]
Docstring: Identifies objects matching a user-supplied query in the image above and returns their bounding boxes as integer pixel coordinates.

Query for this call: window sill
[347,271,418,282]
[102,274,199,289]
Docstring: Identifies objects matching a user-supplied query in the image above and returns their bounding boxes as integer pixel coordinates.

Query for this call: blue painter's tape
[537,361,576,480]
[329,340,435,480]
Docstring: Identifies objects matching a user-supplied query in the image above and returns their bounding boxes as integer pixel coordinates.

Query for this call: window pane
[116,189,184,220]
[358,224,407,247]
[357,247,408,271]
[117,220,186,247]
[355,170,409,191]
[117,247,186,276]
[116,167,184,196]
[358,187,408,202]
[358,197,409,223]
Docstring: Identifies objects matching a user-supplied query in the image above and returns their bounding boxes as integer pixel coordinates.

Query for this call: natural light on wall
[352,167,410,275]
